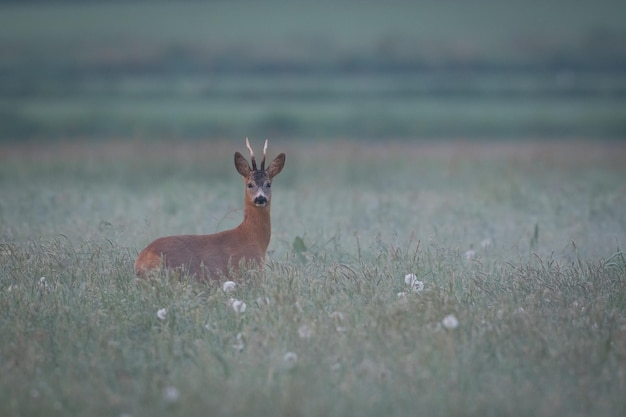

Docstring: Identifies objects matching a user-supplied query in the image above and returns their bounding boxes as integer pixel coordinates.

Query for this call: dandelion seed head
[232,332,245,352]
[222,281,236,293]
[256,296,271,306]
[157,308,167,321]
[38,276,50,291]
[404,273,417,286]
[298,324,313,339]
[442,314,459,329]
[283,352,298,364]
[163,385,180,403]
[404,273,424,293]
[329,311,344,321]
[231,299,247,313]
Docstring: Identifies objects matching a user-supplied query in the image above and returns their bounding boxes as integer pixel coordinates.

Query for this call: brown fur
[135,141,285,280]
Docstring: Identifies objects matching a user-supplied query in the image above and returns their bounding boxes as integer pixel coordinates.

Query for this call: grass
[1,1,626,139]
[5,88,626,139]
[1,139,626,417]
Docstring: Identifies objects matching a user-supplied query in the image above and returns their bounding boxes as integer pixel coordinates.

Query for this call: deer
[134,138,285,280]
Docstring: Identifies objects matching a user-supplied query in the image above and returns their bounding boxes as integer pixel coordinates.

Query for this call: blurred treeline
[1,0,625,140]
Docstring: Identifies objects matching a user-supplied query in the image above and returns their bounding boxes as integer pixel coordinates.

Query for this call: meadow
[2,1,626,139]
[1,139,625,417]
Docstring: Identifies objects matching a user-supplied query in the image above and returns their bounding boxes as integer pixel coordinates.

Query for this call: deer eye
[247,183,254,189]
[266,182,271,188]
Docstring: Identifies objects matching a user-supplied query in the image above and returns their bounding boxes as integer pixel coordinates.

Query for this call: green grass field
[5,73,626,139]
[2,1,626,139]
[1,139,625,417]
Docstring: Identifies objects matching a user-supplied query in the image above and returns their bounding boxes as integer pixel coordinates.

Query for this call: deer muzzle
[254,194,268,207]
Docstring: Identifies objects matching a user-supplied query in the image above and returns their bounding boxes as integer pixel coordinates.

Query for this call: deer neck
[239,200,272,252]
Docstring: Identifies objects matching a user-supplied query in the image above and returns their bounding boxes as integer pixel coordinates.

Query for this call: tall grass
[1,139,626,416]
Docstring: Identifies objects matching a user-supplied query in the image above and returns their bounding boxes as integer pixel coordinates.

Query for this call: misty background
[1,0,625,140]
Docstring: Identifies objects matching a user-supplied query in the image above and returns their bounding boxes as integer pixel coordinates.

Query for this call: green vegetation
[1,140,625,416]
[1,1,625,139]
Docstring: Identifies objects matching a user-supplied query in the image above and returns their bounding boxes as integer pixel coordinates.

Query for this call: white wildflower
[481,238,492,249]
[298,324,313,339]
[163,385,180,403]
[39,276,50,290]
[464,250,476,261]
[442,314,459,330]
[232,332,245,352]
[329,311,344,321]
[256,296,271,306]
[157,308,167,321]
[229,298,247,313]
[222,281,237,293]
[404,273,417,285]
[397,291,408,299]
[234,300,247,313]
[405,273,424,293]
[412,281,425,292]
[283,352,298,367]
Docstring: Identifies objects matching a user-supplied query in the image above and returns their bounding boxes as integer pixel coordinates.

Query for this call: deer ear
[266,153,285,178]
[234,152,251,177]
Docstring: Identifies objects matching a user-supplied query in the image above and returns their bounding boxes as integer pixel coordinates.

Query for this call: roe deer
[135,138,285,280]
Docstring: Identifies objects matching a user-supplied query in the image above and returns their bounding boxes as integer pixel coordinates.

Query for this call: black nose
[254,196,268,205]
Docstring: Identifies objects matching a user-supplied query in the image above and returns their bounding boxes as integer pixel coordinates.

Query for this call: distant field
[1,139,625,417]
[2,1,624,57]
[3,72,626,139]
[1,1,625,139]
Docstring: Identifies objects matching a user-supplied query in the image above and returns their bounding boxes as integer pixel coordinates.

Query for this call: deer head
[234,138,285,208]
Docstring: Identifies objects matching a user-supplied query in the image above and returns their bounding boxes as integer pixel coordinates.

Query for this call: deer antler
[245,137,257,170]
[261,139,269,170]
